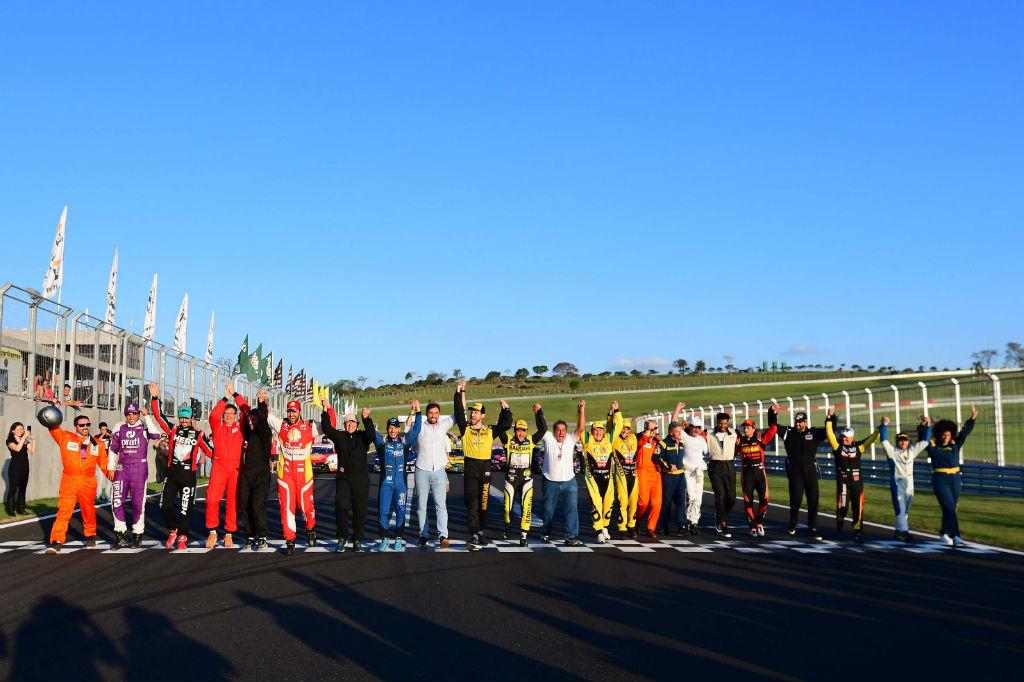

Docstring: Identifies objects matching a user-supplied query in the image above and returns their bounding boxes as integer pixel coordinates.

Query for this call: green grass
[743,473,1024,550]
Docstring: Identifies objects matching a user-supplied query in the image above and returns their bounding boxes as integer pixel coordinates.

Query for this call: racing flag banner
[286,364,294,395]
[273,359,283,390]
[234,335,249,376]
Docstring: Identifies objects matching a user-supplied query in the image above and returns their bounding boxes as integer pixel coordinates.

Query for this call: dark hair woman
[5,422,35,515]
[925,406,979,547]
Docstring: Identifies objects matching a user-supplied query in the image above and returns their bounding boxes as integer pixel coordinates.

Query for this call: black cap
[387,417,401,428]
[794,411,808,422]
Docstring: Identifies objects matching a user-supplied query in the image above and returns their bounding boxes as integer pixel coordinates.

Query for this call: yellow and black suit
[608,411,639,533]
[498,410,547,541]
[454,392,512,538]
[826,415,879,536]
[583,429,616,533]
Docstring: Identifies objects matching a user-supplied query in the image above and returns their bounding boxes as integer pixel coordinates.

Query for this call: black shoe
[716,523,732,538]
[542,534,552,543]
[787,524,797,536]
[808,529,823,541]
[902,532,912,544]
[113,531,128,549]
[689,524,701,537]
[478,533,489,546]
[254,537,268,551]
[353,541,370,553]
[46,542,62,554]
[564,537,583,547]
[418,536,428,548]
[84,537,97,549]
[519,534,528,547]
[283,540,295,555]
[335,539,347,553]
[629,529,638,539]
[854,532,864,544]
[131,533,143,549]
[3,506,12,516]
[306,530,317,547]
[502,525,512,540]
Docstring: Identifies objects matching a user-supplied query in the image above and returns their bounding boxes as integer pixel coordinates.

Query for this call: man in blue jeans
[540,401,585,546]
[412,397,456,549]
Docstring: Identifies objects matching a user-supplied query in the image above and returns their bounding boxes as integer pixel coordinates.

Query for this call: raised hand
[827,406,836,417]
[361,407,371,419]
[675,402,685,412]
[881,416,890,425]
[578,400,586,409]
[533,403,542,413]
[321,398,329,410]
[225,383,235,399]
[410,399,420,412]
[499,399,510,410]
[610,401,619,412]
[970,405,979,420]
[770,404,780,413]
[148,382,159,398]
[257,389,268,403]
[457,379,467,393]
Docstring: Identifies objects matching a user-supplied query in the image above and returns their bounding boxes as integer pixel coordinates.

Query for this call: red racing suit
[206,394,250,533]
[268,412,321,541]
[47,425,109,544]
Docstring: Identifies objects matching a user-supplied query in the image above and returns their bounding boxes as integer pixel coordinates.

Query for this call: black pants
[741,465,769,527]
[335,474,369,543]
[237,465,270,538]
[787,459,820,530]
[5,456,29,512]
[708,460,736,525]
[160,465,197,536]
[836,472,864,532]
[464,458,492,535]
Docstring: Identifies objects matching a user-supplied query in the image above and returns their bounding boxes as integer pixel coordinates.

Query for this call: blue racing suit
[373,413,422,537]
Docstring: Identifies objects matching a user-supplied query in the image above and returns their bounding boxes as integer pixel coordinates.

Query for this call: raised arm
[453,381,468,435]
[532,404,547,445]
[608,402,623,442]
[768,404,787,438]
[759,422,778,447]
[670,402,685,425]
[361,409,376,446]
[493,400,513,441]
[320,410,343,441]
[407,408,423,444]
[575,400,586,440]
[825,408,839,450]
[148,383,173,436]
[957,407,978,446]
[857,427,881,452]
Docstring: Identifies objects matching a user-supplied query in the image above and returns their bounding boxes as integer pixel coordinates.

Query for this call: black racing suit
[238,399,273,539]
[769,409,828,532]
[321,413,374,544]
[151,397,212,538]
[497,410,547,537]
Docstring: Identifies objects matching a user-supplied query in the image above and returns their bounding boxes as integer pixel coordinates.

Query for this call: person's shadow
[10,595,121,681]
[121,606,236,681]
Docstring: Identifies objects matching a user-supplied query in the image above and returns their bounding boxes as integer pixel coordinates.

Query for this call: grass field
[751,473,1024,550]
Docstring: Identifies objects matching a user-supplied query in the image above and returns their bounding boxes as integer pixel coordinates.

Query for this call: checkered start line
[0,538,1003,556]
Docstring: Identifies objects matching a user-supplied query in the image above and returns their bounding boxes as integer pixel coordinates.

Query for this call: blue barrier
[762,455,1024,497]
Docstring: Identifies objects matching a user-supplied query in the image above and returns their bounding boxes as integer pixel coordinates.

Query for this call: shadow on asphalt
[6,596,236,681]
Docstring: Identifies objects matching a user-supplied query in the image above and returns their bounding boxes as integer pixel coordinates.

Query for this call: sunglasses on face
[76,422,91,428]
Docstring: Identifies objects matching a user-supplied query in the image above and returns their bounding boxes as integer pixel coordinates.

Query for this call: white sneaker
[596,533,607,544]
[601,528,611,541]
[952,536,967,548]
[940,534,954,547]
[756,525,766,537]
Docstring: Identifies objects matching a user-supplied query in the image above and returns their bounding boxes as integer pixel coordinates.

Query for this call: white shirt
[680,432,709,471]
[415,415,455,472]
[542,432,578,482]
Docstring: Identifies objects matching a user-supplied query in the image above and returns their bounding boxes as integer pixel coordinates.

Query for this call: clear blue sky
[1,2,1021,385]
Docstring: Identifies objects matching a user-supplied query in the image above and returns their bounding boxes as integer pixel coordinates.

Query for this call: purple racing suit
[109,417,162,534]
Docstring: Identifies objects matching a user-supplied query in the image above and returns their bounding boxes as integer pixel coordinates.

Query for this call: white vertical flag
[205,310,215,365]
[172,293,188,353]
[103,246,118,330]
[42,205,68,300]
[142,274,158,340]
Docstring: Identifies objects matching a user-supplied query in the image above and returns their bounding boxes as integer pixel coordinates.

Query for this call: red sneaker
[165,532,177,549]
[176,535,188,551]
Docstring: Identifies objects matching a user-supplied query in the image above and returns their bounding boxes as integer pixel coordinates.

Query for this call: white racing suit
[881,426,930,533]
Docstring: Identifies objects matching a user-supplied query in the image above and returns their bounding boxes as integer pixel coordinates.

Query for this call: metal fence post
[989,373,1005,467]
[890,385,901,434]
[803,395,811,423]
[950,378,963,463]
[756,400,764,429]
[841,391,851,428]
[728,403,736,428]
[742,401,749,422]
[786,397,794,426]
[864,388,875,459]
[821,393,830,421]
[68,313,81,403]
[917,381,929,419]
[158,349,168,407]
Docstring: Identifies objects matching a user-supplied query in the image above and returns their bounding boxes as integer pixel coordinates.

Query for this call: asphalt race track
[0,474,1021,682]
